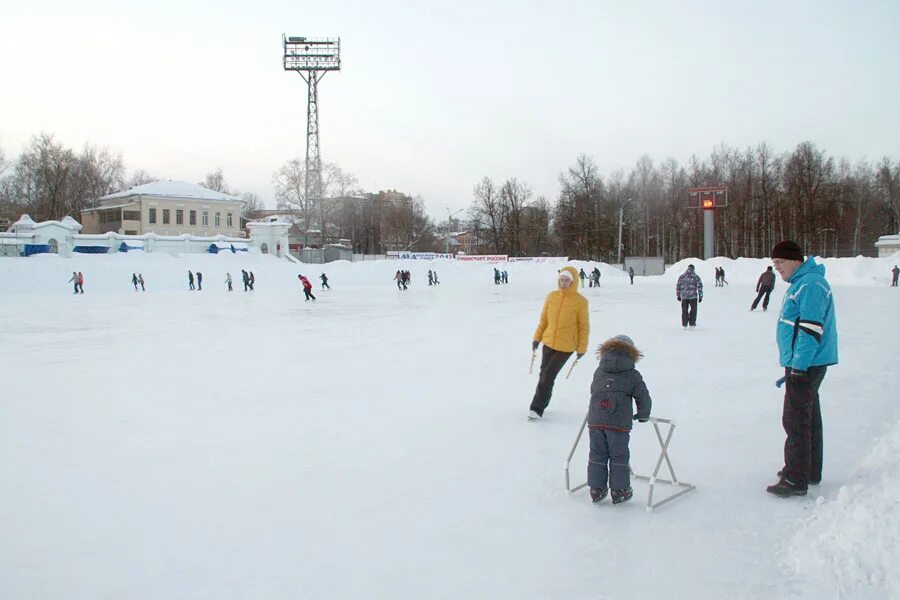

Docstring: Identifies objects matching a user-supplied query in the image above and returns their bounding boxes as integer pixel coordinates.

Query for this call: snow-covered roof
[8,214,82,233]
[82,203,138,213]
[874,233,900,247]
[101,180,243,203]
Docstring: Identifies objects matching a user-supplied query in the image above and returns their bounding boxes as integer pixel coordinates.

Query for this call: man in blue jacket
[767,241,839,498]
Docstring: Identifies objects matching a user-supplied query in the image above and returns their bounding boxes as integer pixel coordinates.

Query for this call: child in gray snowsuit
[587,335,652,504]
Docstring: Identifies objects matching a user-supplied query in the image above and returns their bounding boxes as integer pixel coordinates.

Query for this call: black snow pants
[751,287,773,310]
[680,299,698,327]
[781,365,827,488]
[529,345,573,416]
[303,288,316,300]
[588,428,631,490]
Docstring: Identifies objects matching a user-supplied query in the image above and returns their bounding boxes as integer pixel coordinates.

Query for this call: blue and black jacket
[776,257,838,371]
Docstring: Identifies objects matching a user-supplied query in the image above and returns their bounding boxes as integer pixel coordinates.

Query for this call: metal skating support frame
[564,415,696,511]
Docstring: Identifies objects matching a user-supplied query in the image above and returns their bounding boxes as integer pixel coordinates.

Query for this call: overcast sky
[1,0,898,220]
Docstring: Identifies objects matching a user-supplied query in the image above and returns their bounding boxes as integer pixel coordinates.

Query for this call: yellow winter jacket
[533,266,590,354]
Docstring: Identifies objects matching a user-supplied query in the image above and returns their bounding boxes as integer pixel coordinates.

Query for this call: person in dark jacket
[767,241,839,498]
[579,268,587,288]
[892,265,899,287]
[196,271,203,291]
[675,265,703,328]
[586,335,651,505]
[320,273,330,290]
[249,272,255,290]
[241,270,249,292]
[433,270,440,285]
[751,266,776,311]
[132,273,139,291]
[188,271,195,290]
[68,272,78,294]
[138,273,145,291]
[628,266,634,285]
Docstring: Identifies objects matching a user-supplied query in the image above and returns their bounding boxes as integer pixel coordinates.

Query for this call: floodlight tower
[283,35,341,239]
[687,186,728,259]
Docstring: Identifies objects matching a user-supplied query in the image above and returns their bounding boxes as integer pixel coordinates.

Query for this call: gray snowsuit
[587,338,652,491]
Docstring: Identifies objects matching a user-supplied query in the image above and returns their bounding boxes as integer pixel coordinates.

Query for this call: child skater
[587,335,652,504]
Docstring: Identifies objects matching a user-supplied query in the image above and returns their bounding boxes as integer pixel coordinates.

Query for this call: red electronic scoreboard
[687,186,728,209]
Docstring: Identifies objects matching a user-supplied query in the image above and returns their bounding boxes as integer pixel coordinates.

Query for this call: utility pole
[446,208,463,254]
[617,198,631,265]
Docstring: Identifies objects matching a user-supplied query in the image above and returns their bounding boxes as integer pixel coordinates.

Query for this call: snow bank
[665,255,898,286]
[780,421,900,597]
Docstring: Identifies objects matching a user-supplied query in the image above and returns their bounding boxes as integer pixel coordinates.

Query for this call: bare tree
[471,177,505,253]
[240,191,263,217]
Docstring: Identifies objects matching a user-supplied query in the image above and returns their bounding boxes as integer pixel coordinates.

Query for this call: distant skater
[628,266,634,285]
[320,273,330,290]
[132,273,139,291]
[298,274,317,300]
[138,274,145,291]
[433,270,440,285]
[241,270,249,292]
[188,271,195,291]
[892,265,899,287]
[196,271,203,291]
[68,271,79,294]
[76,272,84,294]
[249,272,255,291]
[751,266,776,311]
[676,264,703,328]
[226,272,233,292]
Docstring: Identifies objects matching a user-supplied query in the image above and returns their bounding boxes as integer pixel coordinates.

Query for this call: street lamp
[446,208,463,255]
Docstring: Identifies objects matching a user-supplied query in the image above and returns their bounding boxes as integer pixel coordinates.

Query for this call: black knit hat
[772,241,804,262]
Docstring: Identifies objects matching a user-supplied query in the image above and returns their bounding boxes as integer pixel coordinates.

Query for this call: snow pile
[780,420,900,597]
[665,255,898,286]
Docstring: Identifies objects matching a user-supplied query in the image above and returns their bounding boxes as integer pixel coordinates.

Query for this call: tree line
[470,143,899,261]
[1,133,896,260]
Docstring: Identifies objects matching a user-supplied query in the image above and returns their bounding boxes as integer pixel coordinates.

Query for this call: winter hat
[687,264,695,271]
[771,240,804,262]
[558,270,574,280]
[613,334,634,347]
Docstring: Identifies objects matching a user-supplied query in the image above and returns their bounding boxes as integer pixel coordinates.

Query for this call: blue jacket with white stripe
[776,257,838,370]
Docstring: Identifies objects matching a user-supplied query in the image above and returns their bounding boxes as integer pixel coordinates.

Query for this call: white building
[875,232,900,257]
[81,180,244,238]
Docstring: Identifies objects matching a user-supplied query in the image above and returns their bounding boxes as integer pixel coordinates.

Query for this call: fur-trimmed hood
[596,338,642,373]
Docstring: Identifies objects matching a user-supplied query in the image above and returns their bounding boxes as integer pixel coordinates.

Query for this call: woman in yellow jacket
[528,266,590,420]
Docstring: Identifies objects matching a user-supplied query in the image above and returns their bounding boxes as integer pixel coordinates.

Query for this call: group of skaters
[130,273,146,291]
[493,268,509,284]
[528,239,840,504]
[427,269,440,286]
[713,266,728,286]
[394,270,412,290]
[578,267,602,287]
[67,272,85,294]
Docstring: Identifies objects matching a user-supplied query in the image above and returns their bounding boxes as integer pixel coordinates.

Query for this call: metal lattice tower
[282,35,341,240]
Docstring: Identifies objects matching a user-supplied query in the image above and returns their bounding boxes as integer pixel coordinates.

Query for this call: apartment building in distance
[81,180,245,237]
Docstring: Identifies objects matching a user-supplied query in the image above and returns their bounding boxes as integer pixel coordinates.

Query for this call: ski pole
[565,358,580,379]
[529,351,536,374]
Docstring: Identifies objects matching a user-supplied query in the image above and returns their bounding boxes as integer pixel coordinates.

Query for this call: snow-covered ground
[0,252,898,599]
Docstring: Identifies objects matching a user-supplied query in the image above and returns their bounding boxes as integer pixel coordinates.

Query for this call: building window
[149,208,156,224]
[123,210,140,221]
[227,212,233,227]
[202,211,209,226]
[189,210,196,225]
[162,209,170,225]
[176,209,184,225]
[215,212,221,227]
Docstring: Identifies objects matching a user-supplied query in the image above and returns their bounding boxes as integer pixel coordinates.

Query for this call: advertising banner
[456,254,508,263]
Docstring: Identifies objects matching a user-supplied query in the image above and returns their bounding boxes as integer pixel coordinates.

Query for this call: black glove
[788,369,808,384]
[633,414,649,423]
[532,341,539,351]
[698,297,703,303]
[576,353,584,360]
[677,296,681,302]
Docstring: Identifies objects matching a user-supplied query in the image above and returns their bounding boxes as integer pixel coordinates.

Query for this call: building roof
[101,180,243,203]
[81,202,138,213]
[875,233,900,247]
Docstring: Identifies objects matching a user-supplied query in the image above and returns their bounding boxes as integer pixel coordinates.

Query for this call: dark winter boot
[611,487,633,505]
[778,470,819,485]
[766,478,807,497]
[590,488,608,503]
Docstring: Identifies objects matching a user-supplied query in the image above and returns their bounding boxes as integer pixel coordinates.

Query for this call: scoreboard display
[687,186,728,209]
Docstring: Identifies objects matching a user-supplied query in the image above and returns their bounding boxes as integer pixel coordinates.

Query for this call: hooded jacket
[676,267,703,300]
[588,338,651,431]
[533,266,590,354]
[777,256,838,370]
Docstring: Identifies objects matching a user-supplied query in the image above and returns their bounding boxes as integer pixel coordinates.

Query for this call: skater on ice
[68,271,78,294]
[586,335,651,505]
[892,265,899,287]
[225,272,233,292]
[676,264,703,328]
[528,266,589,420]
[751,266,776,311]
[196,272,203,291]
[628,266,634,285]
[138,274,145,291]
[132,273,139,291]
[188,271,195,291]
[767,241,839,498]
[249,271,255,290]
[579,268,587,288]
[320,273,330,290]
[298,274,316,301]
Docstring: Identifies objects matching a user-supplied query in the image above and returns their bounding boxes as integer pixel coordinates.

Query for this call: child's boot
[611,487,633,505]
[589,488,608,503]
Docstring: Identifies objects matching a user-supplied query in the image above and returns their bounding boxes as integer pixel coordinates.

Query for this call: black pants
[303,289,316,300]
[680,299,698,326]
[782,366,827,487]
[189,282,194,290]
[588,428,631,490]
[751,287,773,310]
[529,345,573,416]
